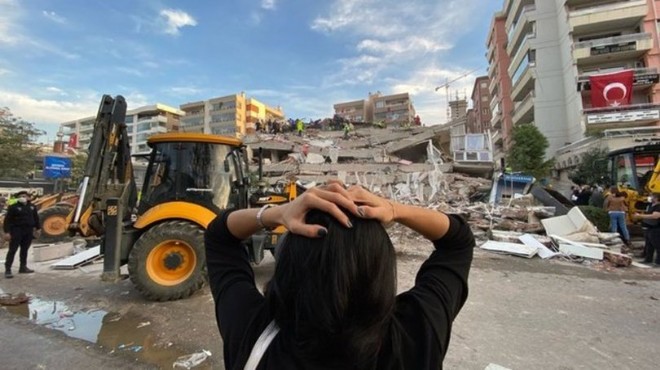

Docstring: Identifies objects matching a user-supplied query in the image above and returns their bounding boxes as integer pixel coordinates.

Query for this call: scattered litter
[137,321,151,328]
[173,350,212,369]
[51,246,102,270]
[479,240,537,258]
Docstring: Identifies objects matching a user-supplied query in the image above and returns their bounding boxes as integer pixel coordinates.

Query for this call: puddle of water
[4,297,213,369]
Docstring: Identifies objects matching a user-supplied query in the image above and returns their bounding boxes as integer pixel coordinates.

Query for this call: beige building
[333,92,416,126]
[60,103,184,154]
[487,0,660,183]
[179,93,284,137]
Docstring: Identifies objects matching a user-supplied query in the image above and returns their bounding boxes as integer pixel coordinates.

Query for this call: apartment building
[333,98,372,123]
[60,103,184,154]
[468,76,493,134]
[333,92,416,126]
[486,12,514,156]
[489,0,660,178]
[179,93,284,136]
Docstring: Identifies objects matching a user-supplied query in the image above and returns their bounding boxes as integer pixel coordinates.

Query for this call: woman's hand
[264,183,359,238]
[346,185,397,224]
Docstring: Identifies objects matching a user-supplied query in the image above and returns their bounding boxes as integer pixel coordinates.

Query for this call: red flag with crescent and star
[589,70,634,108]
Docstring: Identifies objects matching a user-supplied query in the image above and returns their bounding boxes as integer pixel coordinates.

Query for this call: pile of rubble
[244,126,641,270]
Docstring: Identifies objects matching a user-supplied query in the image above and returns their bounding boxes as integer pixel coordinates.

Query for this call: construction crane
[435,67,483,122]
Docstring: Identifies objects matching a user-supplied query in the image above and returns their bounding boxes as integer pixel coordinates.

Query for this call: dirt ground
[0,241,659,369]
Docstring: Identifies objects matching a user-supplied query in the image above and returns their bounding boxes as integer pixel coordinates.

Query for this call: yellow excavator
[68,95,295,301]
[608,143,660,220]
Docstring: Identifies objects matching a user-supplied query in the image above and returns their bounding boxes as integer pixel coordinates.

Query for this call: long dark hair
[264,209,397,367]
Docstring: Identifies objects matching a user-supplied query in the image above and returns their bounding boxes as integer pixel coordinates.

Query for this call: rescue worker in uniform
[3,191,41,278]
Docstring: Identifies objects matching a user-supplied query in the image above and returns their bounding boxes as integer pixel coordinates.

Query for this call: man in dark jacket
[3,191,41,278]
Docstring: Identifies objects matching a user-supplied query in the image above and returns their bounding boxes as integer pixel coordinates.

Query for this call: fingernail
[317,228,327,237]
[357,207,365,217]
[346,220,353,228]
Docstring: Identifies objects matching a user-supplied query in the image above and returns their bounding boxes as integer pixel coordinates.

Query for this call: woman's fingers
[288,221,327,238]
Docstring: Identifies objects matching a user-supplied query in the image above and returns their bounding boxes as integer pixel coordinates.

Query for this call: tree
[69,153,88,186]
[0,108,45,178]
[506,123,554,180]
[569,147,610,186]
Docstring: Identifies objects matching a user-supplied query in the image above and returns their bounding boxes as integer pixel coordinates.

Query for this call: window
[482,108,490,115]
[375,101,385,108]
[480,81,488,88]
[481,95,489,102]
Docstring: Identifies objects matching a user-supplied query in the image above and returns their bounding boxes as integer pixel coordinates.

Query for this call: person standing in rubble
[3,191,41,278]
[205,182,473,369]
[604,188,631,248]
[295,119,304,137]
[343,122,351,139]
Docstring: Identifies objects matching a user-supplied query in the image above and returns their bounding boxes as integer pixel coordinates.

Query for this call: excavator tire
[128,220,206,301]
[38,206,72,242]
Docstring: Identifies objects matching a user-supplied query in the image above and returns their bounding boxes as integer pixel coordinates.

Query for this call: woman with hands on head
[205,182,474,370]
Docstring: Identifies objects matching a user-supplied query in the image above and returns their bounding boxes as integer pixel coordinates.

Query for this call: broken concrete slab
[558,243,604,260]
[603,251,633,267]
[32,242,74,262]
[519,234,560,259]
[479,240,538,258]
[541,207,598,240]
[51,246,102,270]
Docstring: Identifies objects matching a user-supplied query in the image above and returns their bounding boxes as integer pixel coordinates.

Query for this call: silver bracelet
[256,204,275,229]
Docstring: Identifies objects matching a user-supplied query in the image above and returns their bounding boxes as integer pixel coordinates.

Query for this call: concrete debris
[480,240,537,258]
[244,126,641,270]
[558,243,604,261]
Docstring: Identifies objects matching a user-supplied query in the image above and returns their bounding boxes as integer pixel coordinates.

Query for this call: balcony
[584,103,660,129]
[573,33,653,65]
[577,67,660,92]
[569,0,647,35]
[512,91,535,125]
[511,64,535,101]
[507,5,536,57]
[505,0,535,32]
[491,130,503,146]
[508,34,533,79]
[491,111,503,130]
[489,76,500,97]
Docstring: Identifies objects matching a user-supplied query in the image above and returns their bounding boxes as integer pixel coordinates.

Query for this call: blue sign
[43,156,72,179]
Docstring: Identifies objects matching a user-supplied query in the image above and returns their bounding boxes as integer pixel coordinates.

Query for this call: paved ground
[0,244,659,369]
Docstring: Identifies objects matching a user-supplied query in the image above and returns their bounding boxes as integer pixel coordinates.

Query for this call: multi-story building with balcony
[60,103,184,154]
[179,93,284,137]
[468,76,493,134]
[334,92,416,126]
[488,0,660,182]
[487,12,515,161]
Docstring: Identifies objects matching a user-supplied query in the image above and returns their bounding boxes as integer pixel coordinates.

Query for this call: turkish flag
[589,70,634,108]
[68,133,78,149]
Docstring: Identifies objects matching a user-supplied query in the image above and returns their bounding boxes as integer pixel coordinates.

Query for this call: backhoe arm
[69,95,137,236]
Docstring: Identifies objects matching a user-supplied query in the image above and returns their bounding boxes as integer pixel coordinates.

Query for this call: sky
[0,0,502,142]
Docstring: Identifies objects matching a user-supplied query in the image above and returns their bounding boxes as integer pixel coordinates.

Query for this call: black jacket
[205,211,474,370]
[3,202,40,233]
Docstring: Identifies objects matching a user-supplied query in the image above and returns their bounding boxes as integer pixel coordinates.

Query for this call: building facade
[489,0,660,178]
[469,76,493,134]
[179,93,284,137]
[486,12,515,156]
[333,92,416,126]
[61,103,184,154]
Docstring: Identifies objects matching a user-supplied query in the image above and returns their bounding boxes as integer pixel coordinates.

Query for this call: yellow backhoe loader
[68,95,292,301]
